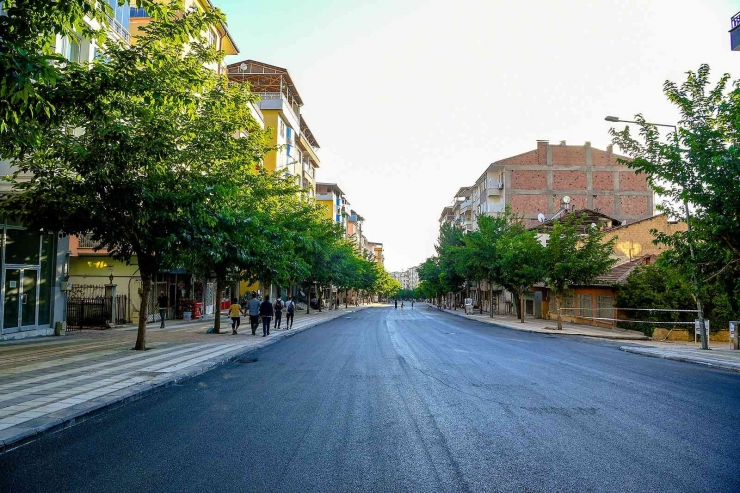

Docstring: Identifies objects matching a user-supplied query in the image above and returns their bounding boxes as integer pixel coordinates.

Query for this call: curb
[619,346,740,373]
[0,307,367,454]
[430,304,650,341]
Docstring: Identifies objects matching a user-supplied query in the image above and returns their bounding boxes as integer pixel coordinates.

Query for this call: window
[61,36,81,63]
[279,120,285,138]
[577,294,593,319]
[207,29,217,48]
[597,296,614,320]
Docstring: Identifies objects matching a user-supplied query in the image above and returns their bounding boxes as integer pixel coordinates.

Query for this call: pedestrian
[158,291,168,329]
[286,297,295,329]
[248,292,261,335]
[274,296,284,330]
[228,298,241,335]
[401,301,405,309]
[394,299,398,310]
[260,294,273,337]
[411,300,415,309]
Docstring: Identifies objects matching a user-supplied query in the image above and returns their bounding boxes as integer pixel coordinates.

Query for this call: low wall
[652,328,730,342]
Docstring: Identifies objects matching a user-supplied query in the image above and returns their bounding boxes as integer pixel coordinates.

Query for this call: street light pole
[605,116,708,349]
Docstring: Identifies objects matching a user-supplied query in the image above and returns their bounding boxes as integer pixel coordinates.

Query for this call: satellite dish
[239,63,248,72]
[621,220,627,226]
[562,196,571,204]
[537,213,546,223]
[591,222,597,228]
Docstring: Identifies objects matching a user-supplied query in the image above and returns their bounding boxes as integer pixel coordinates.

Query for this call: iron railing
[77,233,101,249]
[732,11,740,29]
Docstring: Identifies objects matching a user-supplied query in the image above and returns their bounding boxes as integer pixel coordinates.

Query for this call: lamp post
[605,116,708,349]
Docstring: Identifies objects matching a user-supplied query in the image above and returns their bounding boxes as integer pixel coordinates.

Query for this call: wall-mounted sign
[8,281,16,288]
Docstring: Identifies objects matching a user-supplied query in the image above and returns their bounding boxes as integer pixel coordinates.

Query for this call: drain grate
[236,358,258,364]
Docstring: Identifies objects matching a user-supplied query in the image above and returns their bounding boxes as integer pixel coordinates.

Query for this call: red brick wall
[593,195,615,215]
[495,150,539,166]
[619,171,648,191]
[553,171,586,189]
[591,147,620,166]
[511,195,548,214]
[551,146,587,165]
[554,194,588,210]
[511,170,546,189]
[592,171,614,190]
[620,196,648,215]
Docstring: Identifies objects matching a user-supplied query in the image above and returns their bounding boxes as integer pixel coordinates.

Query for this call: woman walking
[229,298,242,335]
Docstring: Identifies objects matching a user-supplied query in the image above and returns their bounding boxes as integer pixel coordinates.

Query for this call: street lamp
[605,116,708,349]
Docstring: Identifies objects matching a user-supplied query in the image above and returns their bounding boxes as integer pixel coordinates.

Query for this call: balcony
[732,11,740,51]
[488,203,505,213]
[77,233,101,249]
[255,92,300,128]
[459,199,472,213]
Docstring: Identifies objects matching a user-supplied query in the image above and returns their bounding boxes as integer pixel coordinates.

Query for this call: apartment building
[316,183,350,230]
[129,0,239,74]
[451,140,653,230]
[391,267,419,291]
[367,242,385,265]
[226,60,320,191]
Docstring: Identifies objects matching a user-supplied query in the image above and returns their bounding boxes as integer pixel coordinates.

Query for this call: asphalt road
[2,306,739,492]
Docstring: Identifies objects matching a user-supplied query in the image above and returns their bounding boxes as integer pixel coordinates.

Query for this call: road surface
[2,306,739,492]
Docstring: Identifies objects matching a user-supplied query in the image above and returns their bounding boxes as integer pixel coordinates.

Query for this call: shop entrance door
[3,268,39,332]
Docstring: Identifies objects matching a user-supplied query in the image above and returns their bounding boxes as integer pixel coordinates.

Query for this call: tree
[435,223,466,308]
[418,257,443,304]
[0,0,165,145]
[495,222,544,323]
[0,7,250,350]
[541,214,617,330]
[609,64,740,347]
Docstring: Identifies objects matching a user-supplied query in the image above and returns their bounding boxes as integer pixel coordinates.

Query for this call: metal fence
[67,298,110,331]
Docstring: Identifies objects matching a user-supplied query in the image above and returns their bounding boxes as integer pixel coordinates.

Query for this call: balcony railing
[255,92,300,122]
[732,11,740,29]
[106,15,130,42]
[130,7,149,18]
[77,233,101,249]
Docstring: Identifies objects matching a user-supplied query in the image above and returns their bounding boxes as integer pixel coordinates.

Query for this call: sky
[216,0,739,272]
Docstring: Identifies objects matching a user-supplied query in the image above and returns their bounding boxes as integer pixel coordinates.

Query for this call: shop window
[5,228,40,265]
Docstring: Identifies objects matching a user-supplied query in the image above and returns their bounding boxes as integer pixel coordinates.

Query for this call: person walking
[158,291,168,329]
[401,301,405,309]
[248,292,261,335]
[285,297,295,329]
[394,299,398,310]
[274,296,284,330]
[228,298,241,335]
[260,295,273,337]
[411,300,415,309]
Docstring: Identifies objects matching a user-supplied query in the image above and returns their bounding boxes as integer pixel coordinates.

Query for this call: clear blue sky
[216,0,739,272]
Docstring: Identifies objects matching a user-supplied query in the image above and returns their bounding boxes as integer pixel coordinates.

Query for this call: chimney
[559,140,566,146]
[537,140,548,165]
[585,141,591,147]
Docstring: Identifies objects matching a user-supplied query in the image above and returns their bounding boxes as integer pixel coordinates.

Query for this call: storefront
[0,224,67,340]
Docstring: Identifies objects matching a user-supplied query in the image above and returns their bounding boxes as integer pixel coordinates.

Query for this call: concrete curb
[430,303,650,341]
[619,346,740,373]
[0,306,368,454]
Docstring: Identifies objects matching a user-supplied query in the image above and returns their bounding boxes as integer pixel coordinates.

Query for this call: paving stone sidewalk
[620,344,740,372]
[429,303,649,340]
[0,305,374,453]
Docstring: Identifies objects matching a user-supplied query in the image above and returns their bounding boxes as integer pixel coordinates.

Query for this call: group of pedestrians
[229,293,296,336]
[394,299,414,310]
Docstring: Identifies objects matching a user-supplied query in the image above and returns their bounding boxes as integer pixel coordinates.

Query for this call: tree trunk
[345,289,348,309]
[318,289,323,312]
[478,283,483,314]
[555,291,563,330]
[213,277,224,334]
[134,271,151,350]
[511,291,521,322]
[520,291,526,323]
[306,286,311,314]
[490,284,494,318]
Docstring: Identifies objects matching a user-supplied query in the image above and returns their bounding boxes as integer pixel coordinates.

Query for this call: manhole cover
[236,358,258,364]
[446,332,458,335]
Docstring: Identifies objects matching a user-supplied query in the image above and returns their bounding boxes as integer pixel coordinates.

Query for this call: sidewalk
[619,343,740,373]
[0,305,374,453]
[430,304,649,341]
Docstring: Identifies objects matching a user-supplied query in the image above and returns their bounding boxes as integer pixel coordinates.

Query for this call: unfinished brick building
[466,140,654,228]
